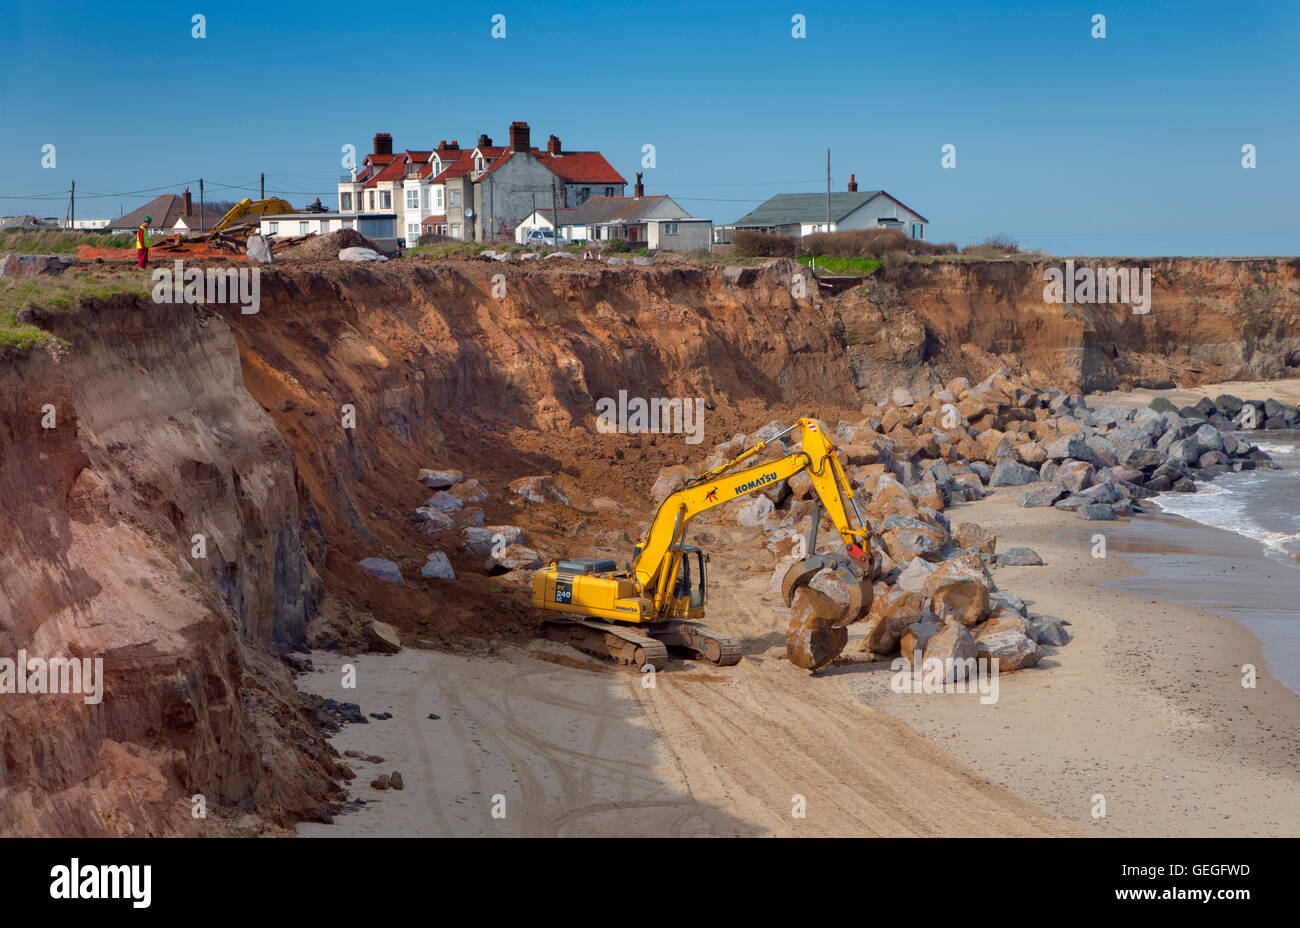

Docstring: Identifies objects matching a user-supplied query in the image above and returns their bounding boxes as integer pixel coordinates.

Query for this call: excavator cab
[672,546,707,612]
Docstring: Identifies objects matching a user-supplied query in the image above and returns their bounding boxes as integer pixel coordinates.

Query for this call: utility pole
[68,181,75,230]
[199,179,205,232]
[260,173,265,199]
[825,148,831,233]
[550,178,559,252]
[488,170,495,244]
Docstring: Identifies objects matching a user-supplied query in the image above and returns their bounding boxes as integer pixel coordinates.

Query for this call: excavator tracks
[654,620,743,666]
[540,618,669,670]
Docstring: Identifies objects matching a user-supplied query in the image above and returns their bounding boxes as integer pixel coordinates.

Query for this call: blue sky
[2,0,1296,255]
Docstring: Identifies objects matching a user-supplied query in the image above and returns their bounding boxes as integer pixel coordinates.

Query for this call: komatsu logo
[734,471,778,495]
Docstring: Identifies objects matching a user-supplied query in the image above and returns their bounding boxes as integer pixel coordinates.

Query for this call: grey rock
[358,557,404,584]
[420,552,456,580]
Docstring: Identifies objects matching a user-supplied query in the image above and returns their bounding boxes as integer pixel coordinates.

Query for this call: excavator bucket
[781,553,873,670]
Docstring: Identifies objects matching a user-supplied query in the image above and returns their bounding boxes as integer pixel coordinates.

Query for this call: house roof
[565,195,672,225]
[108,193,223,231]
[421,215,448,224]
[363,157,410,187]
[432,151,477,182]
[732,190,928,227]
[475,147,626,186]
[538,150,625,185]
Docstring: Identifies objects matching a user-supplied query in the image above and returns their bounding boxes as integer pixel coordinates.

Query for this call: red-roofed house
[368,123,627,244]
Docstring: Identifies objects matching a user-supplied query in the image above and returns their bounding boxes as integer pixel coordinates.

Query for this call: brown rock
[921,620,978,683]
[923,562,991,626]
[952,521,997,556]
[860,590,926,654]
[365,620,402,654]
[785,587,849,671]
[974,630,1041,672]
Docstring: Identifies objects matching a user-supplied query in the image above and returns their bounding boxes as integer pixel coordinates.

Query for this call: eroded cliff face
[0,297,340,836]
[870,258,1300,393]
[2,254,1297,834]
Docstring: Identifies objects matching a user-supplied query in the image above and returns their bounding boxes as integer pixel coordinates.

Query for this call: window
[579,187,590,203]
[664,223,679,235]
[300,221,310,235]
[475,157,484,171]
[407,223,419,240]
[436,223,447,235]
[434,188,444,209]
[406,188,419,209]
[340,192,352,210]
[604,187,615,197]
[381,191,392,209]
[267,221,278,235]
[449,189,461,209]
[367,191,375,210]
[911,223,924,239]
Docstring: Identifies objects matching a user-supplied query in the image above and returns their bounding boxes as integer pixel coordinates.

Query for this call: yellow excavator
[212,197,295,233]
[532,417,877,672]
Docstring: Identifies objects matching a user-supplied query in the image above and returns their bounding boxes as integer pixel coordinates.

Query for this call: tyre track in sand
[633,660,1077,837]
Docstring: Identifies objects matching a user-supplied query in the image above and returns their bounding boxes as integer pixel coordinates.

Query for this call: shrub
[961,234,1021,258]
[605,238,632,253]
[732,230,796,257]
[416,232,453,246]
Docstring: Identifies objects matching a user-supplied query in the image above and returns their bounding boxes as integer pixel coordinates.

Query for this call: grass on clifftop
[797,255,881,277]
[0,230,134,254]
[0,271,152,350]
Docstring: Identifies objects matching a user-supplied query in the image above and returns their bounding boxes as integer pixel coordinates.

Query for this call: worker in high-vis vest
[136,216,151,268]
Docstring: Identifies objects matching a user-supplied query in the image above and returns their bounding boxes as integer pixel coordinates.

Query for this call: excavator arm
[632,418,872,598]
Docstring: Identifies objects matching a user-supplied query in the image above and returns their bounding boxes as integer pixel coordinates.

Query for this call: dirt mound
[277,229,381,262]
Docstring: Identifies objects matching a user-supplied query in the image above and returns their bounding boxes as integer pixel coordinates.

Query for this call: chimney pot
[634,172,644,198]
[373,132,393,156]
[183,186,192,217]
[847,173,858,192]
[547,134,561,155]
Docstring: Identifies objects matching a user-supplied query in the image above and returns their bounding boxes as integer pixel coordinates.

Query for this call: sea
[1099,433,1300,694]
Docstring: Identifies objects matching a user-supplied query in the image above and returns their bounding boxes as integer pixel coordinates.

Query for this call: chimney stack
[508,121,531,152]
[477,133,493,148]
[183,186,192,217]
[634,172,644,198]
[547,134,561,155]
[847,173,858,192]
[373,132,393,156]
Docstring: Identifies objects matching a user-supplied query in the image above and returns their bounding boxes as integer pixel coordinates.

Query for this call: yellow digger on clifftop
[532,418,877,672]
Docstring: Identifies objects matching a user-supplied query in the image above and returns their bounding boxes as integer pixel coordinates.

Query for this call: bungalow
[107,187,224,235]
[258,211,398,250]
[515,176,711,251]
[733,176,929,240]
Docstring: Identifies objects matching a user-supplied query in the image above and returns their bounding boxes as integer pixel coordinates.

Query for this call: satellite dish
[464,208,474,218]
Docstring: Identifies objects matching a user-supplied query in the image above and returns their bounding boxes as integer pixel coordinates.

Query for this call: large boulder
[419,468,463,489]
[921,620,978,683]
[896,557,938,592]
[859,590,925,654]
[989,459,1039,487]
[973,629,1041,671]
[651,465,696,501]
[365,620,402,653]
[420,552,456,579]
[358,557,403,584]
[485,544,544,574]
[1020,485,1067,508]
[510,475,570,505]
[923,561,991,627]
[463,525,523,556]
[952,522,997,556]
[899,620,943,660]
[998,546,1043,566]
[339,246,388,263]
